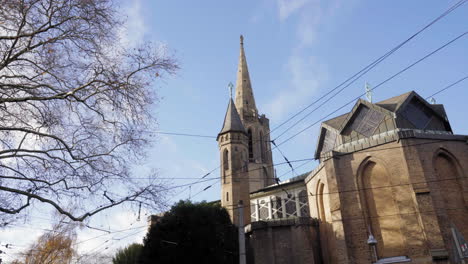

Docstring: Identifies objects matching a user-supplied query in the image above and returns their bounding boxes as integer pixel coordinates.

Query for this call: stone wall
[246,217,321,264]
[306,132,468,264]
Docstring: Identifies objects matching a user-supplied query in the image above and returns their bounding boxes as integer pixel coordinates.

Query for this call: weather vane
[365,82,372,103]
[228,82,234,99]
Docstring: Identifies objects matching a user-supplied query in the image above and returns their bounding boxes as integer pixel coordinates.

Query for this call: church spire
[235,35,257,119]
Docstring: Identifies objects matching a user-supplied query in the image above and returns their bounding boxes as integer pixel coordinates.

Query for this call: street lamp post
[367,231,378,263]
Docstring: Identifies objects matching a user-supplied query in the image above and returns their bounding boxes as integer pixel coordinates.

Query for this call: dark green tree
[112,243,143,264]
[140,201,238,264]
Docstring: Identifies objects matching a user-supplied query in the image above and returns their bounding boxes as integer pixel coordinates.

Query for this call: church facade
[217,36,468,264]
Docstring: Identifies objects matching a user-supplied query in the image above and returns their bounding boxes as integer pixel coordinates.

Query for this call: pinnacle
[234,35,257,118]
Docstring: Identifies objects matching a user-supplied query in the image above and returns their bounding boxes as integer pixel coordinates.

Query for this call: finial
[365,82,372,103]
[430,97,436,104]
[240,35,244,45]
[228,82,234,99]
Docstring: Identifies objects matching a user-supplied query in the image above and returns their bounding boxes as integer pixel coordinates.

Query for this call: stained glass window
[402,99,431,129]
[349,105,384,137]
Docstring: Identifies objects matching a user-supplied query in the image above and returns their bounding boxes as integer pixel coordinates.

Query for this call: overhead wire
[275,31,468,149]
[169,2,468,199]
[268,0,467,139]
[182,158,316,200]
[208,71,468,210]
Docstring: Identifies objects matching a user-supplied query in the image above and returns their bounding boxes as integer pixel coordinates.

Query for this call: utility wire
[185,158,317,199]
[149,131,216,138]
[271,140,296,177]
[425,75,468,99]
[275,31,468,148]
[269,0,467,138]
[173,4,468,195]
[134,2,468,204]
[176,68,468,201]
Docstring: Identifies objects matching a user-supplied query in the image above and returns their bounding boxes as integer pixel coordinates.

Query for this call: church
[217,36,468,264]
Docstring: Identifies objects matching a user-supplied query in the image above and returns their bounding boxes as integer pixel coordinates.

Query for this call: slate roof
[315,91,452,159]
[322,91,448,130]
[375,91,413,112]
[323,113,350,131]
[431,104,448,120]
[219,99,246,136]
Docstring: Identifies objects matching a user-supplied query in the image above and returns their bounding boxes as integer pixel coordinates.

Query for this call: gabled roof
[375,91,413,112]
[314,91,453,159]
[218,98,246,138]
[323,113,349,131]
[338,99,393,133]
[376,91,448,121]
[431,104,448,120]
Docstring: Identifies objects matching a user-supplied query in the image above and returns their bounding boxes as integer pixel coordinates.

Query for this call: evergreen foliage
[140,200,238,263]
[112,243,143,264]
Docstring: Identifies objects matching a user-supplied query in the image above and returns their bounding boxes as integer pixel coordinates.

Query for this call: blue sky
[141,0,468,204]
[2,0,467,261]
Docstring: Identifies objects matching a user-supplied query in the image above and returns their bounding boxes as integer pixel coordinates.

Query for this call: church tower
[217,36,275,226]
[234,35,275,192]
[217,98,251,226]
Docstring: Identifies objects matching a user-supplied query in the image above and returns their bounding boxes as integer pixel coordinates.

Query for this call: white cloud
[277,0,310,21]
[296,10,321,48]
[0,225,43,262]
[265,55,326,119]
[265,0,345,119]
[76,208,150,259]
[119,0,147,47]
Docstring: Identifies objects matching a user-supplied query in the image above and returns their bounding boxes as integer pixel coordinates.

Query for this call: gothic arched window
[434,151,468,236]
[248,129,253,161]
[259,131,265,162]
[223,149,229,171]
[317,182,326,221]
[362,161,405,259]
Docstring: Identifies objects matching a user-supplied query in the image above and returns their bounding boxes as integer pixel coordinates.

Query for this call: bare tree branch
[0,0,178,225]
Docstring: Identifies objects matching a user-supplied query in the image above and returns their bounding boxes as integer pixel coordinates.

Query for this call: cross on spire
[228,82,234,99]
[365,82,373,103]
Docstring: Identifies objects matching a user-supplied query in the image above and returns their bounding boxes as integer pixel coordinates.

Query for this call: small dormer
[393,92,452,132]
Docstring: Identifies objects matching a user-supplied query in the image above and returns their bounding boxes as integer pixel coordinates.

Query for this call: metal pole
[238,200,246,264]
[451,227,467,264]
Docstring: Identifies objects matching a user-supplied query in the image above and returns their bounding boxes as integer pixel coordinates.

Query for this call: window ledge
[374,256,411,264]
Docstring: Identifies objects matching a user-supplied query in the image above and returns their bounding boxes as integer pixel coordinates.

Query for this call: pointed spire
[235,35,257,119]
[218,98,246,138]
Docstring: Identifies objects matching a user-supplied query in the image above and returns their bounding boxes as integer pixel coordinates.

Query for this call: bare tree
[0,0,178,224]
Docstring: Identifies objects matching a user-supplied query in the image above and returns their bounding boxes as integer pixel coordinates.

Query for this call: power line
[183,27,468,199]
[174,70,468,201]
[74,225,147,246]
[277,159,315,180]
[268,0,467,139]
[162,2,468,204]
[275,31,468,148]
[188,159,313,198]
[425,75,468,99]
[147,131,216,139]
[185,158,316,199]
